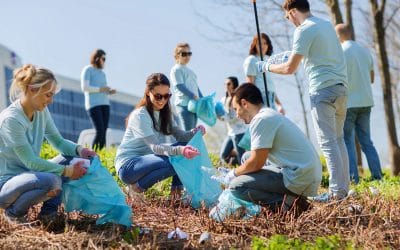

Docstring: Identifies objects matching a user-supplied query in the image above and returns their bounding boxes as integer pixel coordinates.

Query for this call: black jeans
[88,105,110,150]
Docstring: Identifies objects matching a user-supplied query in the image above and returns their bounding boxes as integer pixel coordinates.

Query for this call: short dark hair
[282,0,310,12]
[249,33,273,56]
[90,49,106,68]
[233,83,263,105]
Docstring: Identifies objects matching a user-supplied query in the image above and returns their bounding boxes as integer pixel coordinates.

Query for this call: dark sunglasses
[152,92,172,101]
[101,57,106,62]
[180,52,192,57]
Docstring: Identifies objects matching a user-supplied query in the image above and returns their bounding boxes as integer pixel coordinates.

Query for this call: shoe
[3,211,28,225]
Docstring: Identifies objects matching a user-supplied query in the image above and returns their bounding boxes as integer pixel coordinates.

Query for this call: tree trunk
[325,0,343,24]
[344,0,355,40]
[370,0,400,175]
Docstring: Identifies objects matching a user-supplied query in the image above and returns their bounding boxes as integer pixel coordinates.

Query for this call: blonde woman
[170,43,203,130]
[0,64,96,224]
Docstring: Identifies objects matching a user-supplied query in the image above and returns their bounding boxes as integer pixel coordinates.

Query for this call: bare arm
[234,148,269,176]
[269,53,303,75]
[246,76,255,84]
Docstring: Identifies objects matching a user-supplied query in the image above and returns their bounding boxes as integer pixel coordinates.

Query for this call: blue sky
[0,0,391,165]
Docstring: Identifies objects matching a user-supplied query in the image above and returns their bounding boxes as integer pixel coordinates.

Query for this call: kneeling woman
[115,73,205,197]
[0,64,96,223]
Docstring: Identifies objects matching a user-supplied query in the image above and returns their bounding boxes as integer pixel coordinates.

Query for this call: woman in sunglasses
[170,43,203,130]
[81,49,116,150]
[243,33,285,114]
[115,73,205,199]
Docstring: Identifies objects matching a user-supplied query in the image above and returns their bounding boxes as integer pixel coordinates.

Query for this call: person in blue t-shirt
[81,49,116,150]
[170,43,203,130]
[220,83,321,210]
[335,23,382,183]
[243,33,285,113]
[115,73,206,200]
[258,0,349,202]
[0,64,96,224]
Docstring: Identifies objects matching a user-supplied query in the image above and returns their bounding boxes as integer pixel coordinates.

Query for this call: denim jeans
[118,154,183,191]
[343,107,382,183]
[175,105,197,130]
[0,155,76,218]
[220,133,245,165]
[229,152,297,207]
[0,172,62,217]
[88,104,110,150]
[310,84,349,198]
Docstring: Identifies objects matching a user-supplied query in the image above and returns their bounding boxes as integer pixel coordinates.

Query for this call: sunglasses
[100,57,106,62]
[180,52,192,57]
[152,92,172,101]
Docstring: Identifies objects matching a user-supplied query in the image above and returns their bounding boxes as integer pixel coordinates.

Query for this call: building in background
[0,44,139,142]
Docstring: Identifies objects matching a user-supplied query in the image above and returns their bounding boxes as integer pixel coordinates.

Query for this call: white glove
[211,169,236,185]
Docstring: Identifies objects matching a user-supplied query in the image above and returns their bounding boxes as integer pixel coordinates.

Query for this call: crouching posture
[223,83,322,209]
[115,73,205,198]
[0,64,96,224]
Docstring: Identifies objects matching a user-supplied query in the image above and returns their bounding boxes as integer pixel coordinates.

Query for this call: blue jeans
[229,152,297,207]
[0,155,75,218]
[220,133,245,165]
[88,105,110,150]
[310,84,349,198]
[176,105,197,130]
[118,154,183,191]
[343,107,382,183]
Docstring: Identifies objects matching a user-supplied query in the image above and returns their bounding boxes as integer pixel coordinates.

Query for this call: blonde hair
[9,64,59,102]
[174,43,190,61]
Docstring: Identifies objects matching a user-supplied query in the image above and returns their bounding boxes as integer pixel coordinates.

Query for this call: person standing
[220,83,321,209]
[0,64,96,224]
[258,0,349,201]
[335,23,382,183]
[170,43,203,130]
[81,49,116,150]
[244,33,285,114]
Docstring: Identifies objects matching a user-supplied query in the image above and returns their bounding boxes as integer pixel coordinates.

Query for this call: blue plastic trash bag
[195,93,217,126]
[169,132,222,208]
[238,128,251,151]
[209,189,261,222]
[214,101,226,117]
[62,157,132,227]
[188,99,197,113]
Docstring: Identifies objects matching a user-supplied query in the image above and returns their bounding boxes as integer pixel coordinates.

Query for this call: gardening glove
[192,125,206,135]
[181,145,200,159]
[77,146,97,159]
[256,61,271,73]
[63,161,87,180]
[211,168,236,185]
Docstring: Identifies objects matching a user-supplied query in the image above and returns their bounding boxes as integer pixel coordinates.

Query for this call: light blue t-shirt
[243,55,276,107]
[115,107,175,172]
[170,64,200,107]
[220,96,248,136]
[81,65,110,110]
[250,108,322,196]
[292,16,347,94]
[342,40,374,108]
[0,100,78,187]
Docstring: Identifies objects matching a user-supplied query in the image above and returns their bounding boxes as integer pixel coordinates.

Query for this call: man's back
[342,40,374,108]
[293,16,347,93]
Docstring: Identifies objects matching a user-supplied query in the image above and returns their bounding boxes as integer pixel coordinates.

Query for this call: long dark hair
[249,33,273,56]
[127,73,173,135]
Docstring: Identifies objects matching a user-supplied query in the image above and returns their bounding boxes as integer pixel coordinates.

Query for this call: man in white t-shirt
[221,83,322,209]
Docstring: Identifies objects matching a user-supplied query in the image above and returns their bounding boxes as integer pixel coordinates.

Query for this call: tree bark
[370,0,400,175]
[325,0,343,24]
[344,0,355,40]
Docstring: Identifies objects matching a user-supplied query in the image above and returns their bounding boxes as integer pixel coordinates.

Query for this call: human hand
[99,86,111,93]
[211,169,236,185]
[193,95,199,100]
[108,88,117,95]
[181,145,200,159]
[63,161,87,179]
[256,61,271,73]
[277,104,285,115]
[192,125,206,135]
[77,146,97,159]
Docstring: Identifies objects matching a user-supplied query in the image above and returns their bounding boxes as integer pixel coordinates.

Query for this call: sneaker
[3,211,28,225]
[308,192,333,203]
